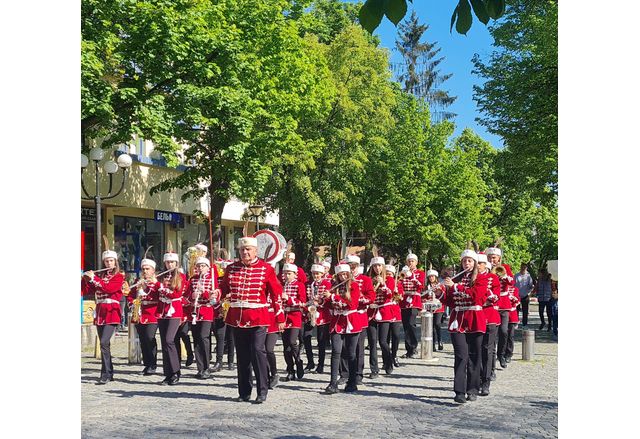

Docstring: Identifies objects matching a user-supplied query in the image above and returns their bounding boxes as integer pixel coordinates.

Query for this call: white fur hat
[195,243,208,254]
[346,255,360,264]
[335,264,350,274]
[283,263,297,272]
[485,247,502,257]
[460,249,478,262]
[102,250,118,261]
[401,265,411,273]
[486,261,493,270]
[322,261,331,268]
[370,256,385,266]
[238,236,258,248]
[140,258,156,269]
[287,252,296,260]
[163,252,179,262]
[196,257,210,266]
[311,264,324,273]
[426,269,438,277]
[406,253,418,262]
[477,253,488,264]
[385,265,396,274]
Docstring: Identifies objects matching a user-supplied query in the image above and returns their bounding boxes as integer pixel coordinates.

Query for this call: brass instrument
[129,275,158,324]
[221,299,231,320]
[492,265,507,278]
[307,283,320,327]
[191,273,205,325]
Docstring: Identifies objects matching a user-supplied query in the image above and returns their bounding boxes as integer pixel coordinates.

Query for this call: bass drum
[253,229,287,265]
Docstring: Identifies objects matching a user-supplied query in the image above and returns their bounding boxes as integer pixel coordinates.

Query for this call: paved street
[81,304,557,438]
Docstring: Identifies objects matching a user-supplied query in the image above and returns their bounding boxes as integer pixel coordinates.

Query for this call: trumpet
[492,265,507,278]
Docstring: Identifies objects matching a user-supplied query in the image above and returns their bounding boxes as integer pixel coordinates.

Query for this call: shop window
[114,216,165,279]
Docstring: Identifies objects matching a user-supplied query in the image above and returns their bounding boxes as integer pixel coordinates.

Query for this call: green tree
[395,11,457,122]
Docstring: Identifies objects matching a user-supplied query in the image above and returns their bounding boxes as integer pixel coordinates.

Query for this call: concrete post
[420,311,436,361]
[522,329,535,360]
[128,321,141,364]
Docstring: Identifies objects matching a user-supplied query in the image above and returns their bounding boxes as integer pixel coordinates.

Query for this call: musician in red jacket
[157,250,185,385]
[488,246,516,370]
[444,249,488,403]
[82,248,124,384]
[307,264,333,374]
[422,268,447,352]
[400,253,426,359]
[384,264,404,370]
[279,263,307,381]
[220,237,284,404]
[278,252,308,285]
[505,285,521,364]
[127,258,161,376]
[324,264,362,394]
[322,260,333,280]
[185,257,219,380]
[476,254,501,396]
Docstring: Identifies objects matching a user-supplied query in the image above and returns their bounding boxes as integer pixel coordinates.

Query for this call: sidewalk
[81,306,557,438]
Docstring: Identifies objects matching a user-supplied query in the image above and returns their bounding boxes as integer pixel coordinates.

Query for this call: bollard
[128,321,142,364]
[522,329,535,360]
[419,311,438,361]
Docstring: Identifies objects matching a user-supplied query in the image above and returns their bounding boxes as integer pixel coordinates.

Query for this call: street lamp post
[81,147,132,265]
[248,204,265,232]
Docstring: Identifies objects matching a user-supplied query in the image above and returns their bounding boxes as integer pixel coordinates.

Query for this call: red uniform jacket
[282,280,307,329]
[400,269,426,310]
[127,278,161,324]
[354,274,375,327]
[496,268,516,311]
[306,278,333,326]
[86,271,124,326]
[369,276,401,322]
[266,292,284,334]
[478,270,501,326]
[508,286,520,323]
[220,258,285,328]
[156,272,186,319]
[445,272,488,334]
[422,282,446,314]
[184,270,219,323]
[327,281,361,334]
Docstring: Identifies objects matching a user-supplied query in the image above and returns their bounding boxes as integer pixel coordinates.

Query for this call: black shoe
[210,362,222,373]
[315,366,324,374]
[254,395,267,404]
[185,355,195,367]
[325,383,338,394]
[356,376,363,385]
[281,373,295,382]
[393,358,400,368]
[547,324,552,332]
[454,393,467,404]
[197,370,211,379]
[490,371,497,381]
[296,360,305,379]
[236,396,251,402]
[368,372,379,379]
[499,357,507,369]
[344,384,358,393]
[143,368,156,376]
[538,323,545,330]
[304,363,316,372]
[269,374,279,389]
[505,356,512,363]
[467,393,478,402]
[479,386,490,397]
[438,343,444,351]
[160,376,171,385]
[337,377,347,385]
[168,374,180,385]
[97,377,109,385]
[385,366,393,375]
[227,363,235,370]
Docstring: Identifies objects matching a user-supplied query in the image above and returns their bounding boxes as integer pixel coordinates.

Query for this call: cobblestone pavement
[81,305,557,439]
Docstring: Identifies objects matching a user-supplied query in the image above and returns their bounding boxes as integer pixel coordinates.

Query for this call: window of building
[114,216,165,280]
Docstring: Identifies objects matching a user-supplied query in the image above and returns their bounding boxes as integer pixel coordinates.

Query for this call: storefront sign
[81,207,97,222]
[154,210,183,224]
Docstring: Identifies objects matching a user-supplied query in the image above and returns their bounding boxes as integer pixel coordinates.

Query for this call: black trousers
[519,296,530,325]
[367,320,379,374]
[302,322,315,366]
[505,323,517,359]
[538,300,553,327]
[354,329,368,379]
[225,326,236,365]
[391,321,401,360]
[283,328,301,374]
[331,332,358,385]
[265,332,279,378]
[433,312,444,347]
[316,324,330,368]
[481,325,499,386]
[211,318,227,364]
[401,308,419,356]
[175,321,193,362]
[450,331,484,395]
[97,324,117,379]
[234,326,269,399]
[193,320,212,373]
[496,311,510,360]
[158,318,181,378]
[135,323,158,370]
[378,321,401,370]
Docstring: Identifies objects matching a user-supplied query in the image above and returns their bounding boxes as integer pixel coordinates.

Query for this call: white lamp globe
[81,154,89,168]
[117,153,133,168]
[104,160,119,174]
[89,147,104,161]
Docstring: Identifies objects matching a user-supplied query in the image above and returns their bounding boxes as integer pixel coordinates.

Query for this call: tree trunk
[208,187,227,260]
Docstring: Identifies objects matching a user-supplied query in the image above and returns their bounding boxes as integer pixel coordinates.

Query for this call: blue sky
[358,0,504,148]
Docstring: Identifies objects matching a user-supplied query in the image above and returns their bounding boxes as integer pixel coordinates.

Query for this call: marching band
[85,235,531,404]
